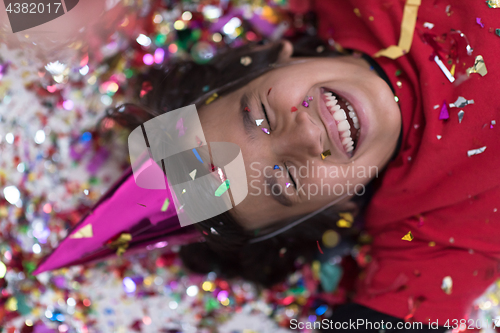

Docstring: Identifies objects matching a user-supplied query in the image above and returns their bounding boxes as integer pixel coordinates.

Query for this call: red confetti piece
[317,240,323,254]
[267,87,272,95]
[140,81,153,98]
[244,106,251,112]
[291,106,298,112]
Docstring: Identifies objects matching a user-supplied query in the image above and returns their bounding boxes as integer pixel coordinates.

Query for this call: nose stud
[302,95,313,108]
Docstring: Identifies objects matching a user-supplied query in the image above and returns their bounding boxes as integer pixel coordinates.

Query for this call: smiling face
[198,42,402,230]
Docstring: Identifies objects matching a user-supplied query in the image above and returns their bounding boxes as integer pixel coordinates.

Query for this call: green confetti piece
[161,198,170,212]
[214,179,230,197]
[496,29,500,37]
[395,69,402,76]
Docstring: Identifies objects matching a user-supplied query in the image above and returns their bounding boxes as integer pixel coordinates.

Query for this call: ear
[277,40,294,63]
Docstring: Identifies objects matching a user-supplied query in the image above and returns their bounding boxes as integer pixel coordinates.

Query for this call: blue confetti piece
[192,148,204,164]
[315,304,328,316]
[273,165,279,170]
[80,131,92,142]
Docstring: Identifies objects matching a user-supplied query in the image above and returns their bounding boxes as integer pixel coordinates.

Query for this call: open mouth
[320,89,360,155]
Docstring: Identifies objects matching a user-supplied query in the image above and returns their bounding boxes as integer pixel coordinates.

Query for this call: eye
[284,162,297,189]
[261,103,272,131]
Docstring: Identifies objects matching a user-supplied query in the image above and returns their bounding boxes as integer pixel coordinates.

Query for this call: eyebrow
[266,176,294,207]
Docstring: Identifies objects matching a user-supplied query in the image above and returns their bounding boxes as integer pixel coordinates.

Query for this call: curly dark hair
[106,35,369,287]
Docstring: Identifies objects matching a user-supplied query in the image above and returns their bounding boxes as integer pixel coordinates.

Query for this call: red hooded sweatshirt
[306,0,500,324]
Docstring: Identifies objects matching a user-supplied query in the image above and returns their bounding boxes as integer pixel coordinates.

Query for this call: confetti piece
[192,148,204,163]
[161,198,170,212]
[423,22,434,29]
[176,118,186,137]
[291,106,298,112]
[439,101,449,120]
[321,150,331,160]
[273,165,280,170]
[339,212,354,222]
[336,219,352,228]
[374,0,421,59]
[441,276,453,294]
[450,64,455,76]
[255,119,264,126]
[244,106,251,112]
[466,55,488,76]
[402,231,414,241]
[317,240,324,254]
[240,56,252,66]
[487,0,500,8]
[496,29,500,37]
[491,120,496,128]
[210,227,219,235]
[195,135,203,147]
[458,110,465,123]
[189,169,197,180]
[205,92,218,105]
[433,55,455,83]
[476,17,485,28]
[322,230,340,248]
[137,203,147,207]
[215,179,230,197]
[437,135,442,140]
[467,146,486,157]
[449,96,474,108]
[262,128,270,135]
[286,182,292,188]
[70,224,93,239]
[181,189,186,194]
[267,87,272,95]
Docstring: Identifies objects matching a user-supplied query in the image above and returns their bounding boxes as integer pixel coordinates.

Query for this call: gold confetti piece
[322,230,340,248]
[441,276,453,294]
[336,219,352,228]
[5,297,17,311]
[466,55,487,76]
[189,169,197,180]
[402,231,414,241]
[487,0,500,8]
[353,8,361,17]
[181,189,186,194]
[467,146,486,157]
[70,224,93,239]
[429,241,436,247]
[161,198,170,212]
[240,56,252,66]
[107,233,132,256]
[450,64,456,76]
[339,212,354,222]
[321,150,331,160]
[205,92,218,105]
[374,0,421,59]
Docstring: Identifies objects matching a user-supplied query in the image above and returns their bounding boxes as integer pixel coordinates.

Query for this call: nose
[273,110,323,160]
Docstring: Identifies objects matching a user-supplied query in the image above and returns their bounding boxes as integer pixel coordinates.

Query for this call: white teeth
[338,119,350,132]
[341,130,351,138]
[349,111,356,118]
[342,137,352,145]
[326,100,337,107]
[346,146,354,152]
[333,109,346,121]
[347,105,354,111]
[324,92,333,97]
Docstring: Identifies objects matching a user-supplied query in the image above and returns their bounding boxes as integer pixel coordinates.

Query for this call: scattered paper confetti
[476,17,484,28]
[69,224,94,239]
[267,87,272,95]
[402,231,414,241]
[291,106,298,112]
[434,55,455,83]
[487,0,500,8]
[244,106,251,112]
[255,119,264,126]
[240,56,252,66]
[321,150,331,160]
[205,92,218,104]
[439,101,450,120]
[189,169,197,180]
[437,135,442,140]
[137,203,146,207]
[496,29,500,37]
[458,110,465,123]
[317,240,324,254]
[441,276,453,294]
[192,148,204,164]
[262,128,270,134]
[273,165,280,170]
[491,120,496,128]
[467,146,487,157]
[466,55,488,76]
[423,22,434,29]
[215,179,230,197]
[449,96,474,108]
[210,227,219,235]
[161,198,170,212]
